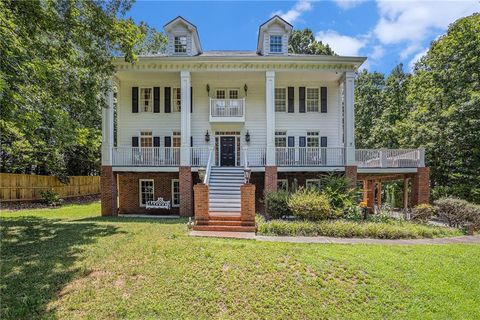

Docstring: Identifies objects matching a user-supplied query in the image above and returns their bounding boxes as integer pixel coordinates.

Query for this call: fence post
[419,147,425,167]
[380,148,388,168]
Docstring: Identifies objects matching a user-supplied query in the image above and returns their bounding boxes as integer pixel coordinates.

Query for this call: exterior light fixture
[244,167,252,184]
[245,130,250,142]
[206,84,210,95]
[205,130,210,142]
[198,167,206,182]
[244,84,248,96]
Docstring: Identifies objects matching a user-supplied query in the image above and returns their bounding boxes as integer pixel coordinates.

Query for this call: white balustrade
[275,147,345,166]
[210,98,245,118]
[243,147,266,167]
[355,149,422,168]
[191,147,210,167]
[112,147,180,166]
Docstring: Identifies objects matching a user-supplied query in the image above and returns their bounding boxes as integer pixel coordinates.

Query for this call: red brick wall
[101,165,117,216]
[241,184,256,226]
[179,166,193,217]
[117,172,179,215]
[264,166,278,192]
[344,165,358,189]
[193,183,209,224]
[412,167,430,206]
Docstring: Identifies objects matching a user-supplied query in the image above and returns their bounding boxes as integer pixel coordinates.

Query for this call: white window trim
[215,88,241,99]
[306,87,320,113]
[306,179,321,190]
[140,87,153,113]
[277,179,289,191]
[275,87,287,113]
[174,35,188,54]
[172,87,181,112]
[307,131,320,148]
[171,179,180,207]
[139,130,153,148]
[139,179,154,207]
[269,34,283,54]
[275,130,287,148]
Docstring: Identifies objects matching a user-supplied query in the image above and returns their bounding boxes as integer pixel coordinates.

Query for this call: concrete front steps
[192,213,256,233]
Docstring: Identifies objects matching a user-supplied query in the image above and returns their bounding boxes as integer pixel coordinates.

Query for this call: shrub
[40,189,63,206]
[264,190,291,219]
[287,188,332,221]
[411,204,436,223]
[434,197,480,228]
[319,173,358,215]
[256,218,462,239]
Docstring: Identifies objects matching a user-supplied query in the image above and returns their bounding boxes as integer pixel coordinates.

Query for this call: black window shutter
[132,87,139,113]
[153,87,160,113]
[132,136,139,147]
[164,136,171,147]
[299,87,306,113]
[299,136,306,147]
[288,87,294,113]
[190,136,193,147]
[320,136,328,147]
[153,136,160,147]
[288,136,295,147]
[190,87,193,113]
[164,87,171,113]
[321,87,327,113]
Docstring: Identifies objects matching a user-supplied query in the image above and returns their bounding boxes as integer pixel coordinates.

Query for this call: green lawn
[1,203,480,319]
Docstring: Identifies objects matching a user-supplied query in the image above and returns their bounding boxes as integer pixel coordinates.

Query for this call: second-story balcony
[209,98,245,122]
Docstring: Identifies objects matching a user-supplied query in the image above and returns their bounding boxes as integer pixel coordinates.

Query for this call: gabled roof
[257,15,294,53]
[163,16,203,53]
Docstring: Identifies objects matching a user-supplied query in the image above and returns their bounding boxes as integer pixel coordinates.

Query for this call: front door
[220,136,236,166]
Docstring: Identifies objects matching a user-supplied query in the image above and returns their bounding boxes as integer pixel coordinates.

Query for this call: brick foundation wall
[264,166,278,192]
[193,183,209,224]
[412,167,430,206]
[117,172,179,215]
[241,184,256,226]
[344,165,358,189]
[179,166,193,217]
[101,165,117,216]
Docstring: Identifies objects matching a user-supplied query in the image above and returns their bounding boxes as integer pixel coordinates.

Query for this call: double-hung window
[307,132,320,147]
[140,131,153,148]
[172,131,181,148]
[174,36,187,54]
[275,88,287,112]
[277,179,289,191]
[171,179,180,207]
[140,88,153,112]
[173,88,181,112]
[270,35,282,53]
[139,179,154,207]
[306,88,320,112]
[275,131,287,147]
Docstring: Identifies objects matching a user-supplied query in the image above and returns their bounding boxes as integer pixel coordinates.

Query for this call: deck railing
[112,147,180,166]
[355,148,424,168]
[191,147,210,167]
[242,147,267,167]
[210,98,245,118]
[275,147,345,166]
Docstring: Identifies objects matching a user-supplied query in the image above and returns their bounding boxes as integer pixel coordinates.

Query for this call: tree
[0,0,166,178]
[289,29,335,55]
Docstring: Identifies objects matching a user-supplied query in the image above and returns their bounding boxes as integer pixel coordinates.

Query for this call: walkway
[189,231,480,245]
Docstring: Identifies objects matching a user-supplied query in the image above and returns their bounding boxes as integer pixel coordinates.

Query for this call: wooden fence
[0,173,100,202]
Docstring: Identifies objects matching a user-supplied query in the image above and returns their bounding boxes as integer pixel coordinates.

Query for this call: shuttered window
[140,88,153,112]
[275,131,287,147]
[140,131,153,148]
[307,132,319,147]
[306,88,319,112]
[172,131,181,148]
[172,88,181,112]
[275,88,287,112]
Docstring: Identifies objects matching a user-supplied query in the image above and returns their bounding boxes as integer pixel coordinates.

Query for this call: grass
[1,202,480,319]
[256,217,463,239]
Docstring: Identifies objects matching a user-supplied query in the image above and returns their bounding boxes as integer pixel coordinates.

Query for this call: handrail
[204,147,214,185]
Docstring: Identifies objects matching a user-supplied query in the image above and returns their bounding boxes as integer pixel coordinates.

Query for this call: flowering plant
[359,201,367,208]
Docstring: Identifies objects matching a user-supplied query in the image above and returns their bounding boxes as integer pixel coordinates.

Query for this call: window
[275,131,287,147]
[275,88,287,112]
[307,132,319,147]
[171,179,180,207]
[172,131,181,148]
[140,131,153,148]
[174,36,187,53]
[140,88,153,112]
[216,89,226,99]
[306,179,321,190]
[270,35,282,53]
[277,179,288,191]
[306,88,320,112]
[139,179,154,207]
[173,88,181,112]
[229,89,239,99]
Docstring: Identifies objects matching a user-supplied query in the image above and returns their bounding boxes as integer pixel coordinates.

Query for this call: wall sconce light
[245,130,250,143]
[205,130,210,142]
[206,84,210,95]
[244,84,248,96]
[244,167,252,184]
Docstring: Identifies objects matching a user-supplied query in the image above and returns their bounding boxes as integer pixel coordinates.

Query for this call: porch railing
[355,148,424,168]
[275,147,345,166]
[242,147,266,167]
[191,147,210,167]
[112,147,180,166]
[210,98,245,118]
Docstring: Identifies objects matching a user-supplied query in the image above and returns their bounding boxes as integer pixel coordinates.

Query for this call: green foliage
[256,217,461,239]
[434,197,480,228]
[0,0,166,177]
[288,188,332,221]
[288,29,335,55]
[411,204,437,223]
[319,173,358,215]
[40,189,63,206]
[264,190,292,219]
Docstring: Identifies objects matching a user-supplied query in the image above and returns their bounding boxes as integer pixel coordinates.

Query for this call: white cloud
[316,30,367,56]
[370,45,385,60]
[272,0,312,24]
[334,0,366,10]
[408,48,429,70]
[374,0,479,45]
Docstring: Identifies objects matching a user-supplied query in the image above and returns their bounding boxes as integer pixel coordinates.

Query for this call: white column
[180,71,191,166]
[343,71,356,165]
[101,79,114,165]
[265,70,276,166]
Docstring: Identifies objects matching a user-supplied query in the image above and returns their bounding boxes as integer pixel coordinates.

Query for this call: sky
[126,0,479,74]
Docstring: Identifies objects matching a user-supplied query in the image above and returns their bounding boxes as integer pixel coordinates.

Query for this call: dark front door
[220,136,236,166]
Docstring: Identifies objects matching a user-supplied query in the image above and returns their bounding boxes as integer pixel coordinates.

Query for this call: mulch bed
[1,194,100,211]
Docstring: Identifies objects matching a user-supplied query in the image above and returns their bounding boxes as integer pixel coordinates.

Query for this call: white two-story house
[101,16,430,223]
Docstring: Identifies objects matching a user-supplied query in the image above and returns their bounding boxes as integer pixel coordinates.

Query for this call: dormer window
[174,36,187,54]
[270,35,283,53]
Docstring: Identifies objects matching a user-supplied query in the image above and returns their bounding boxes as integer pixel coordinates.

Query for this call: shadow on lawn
[0,216,119,320]
[77,216,188,224]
